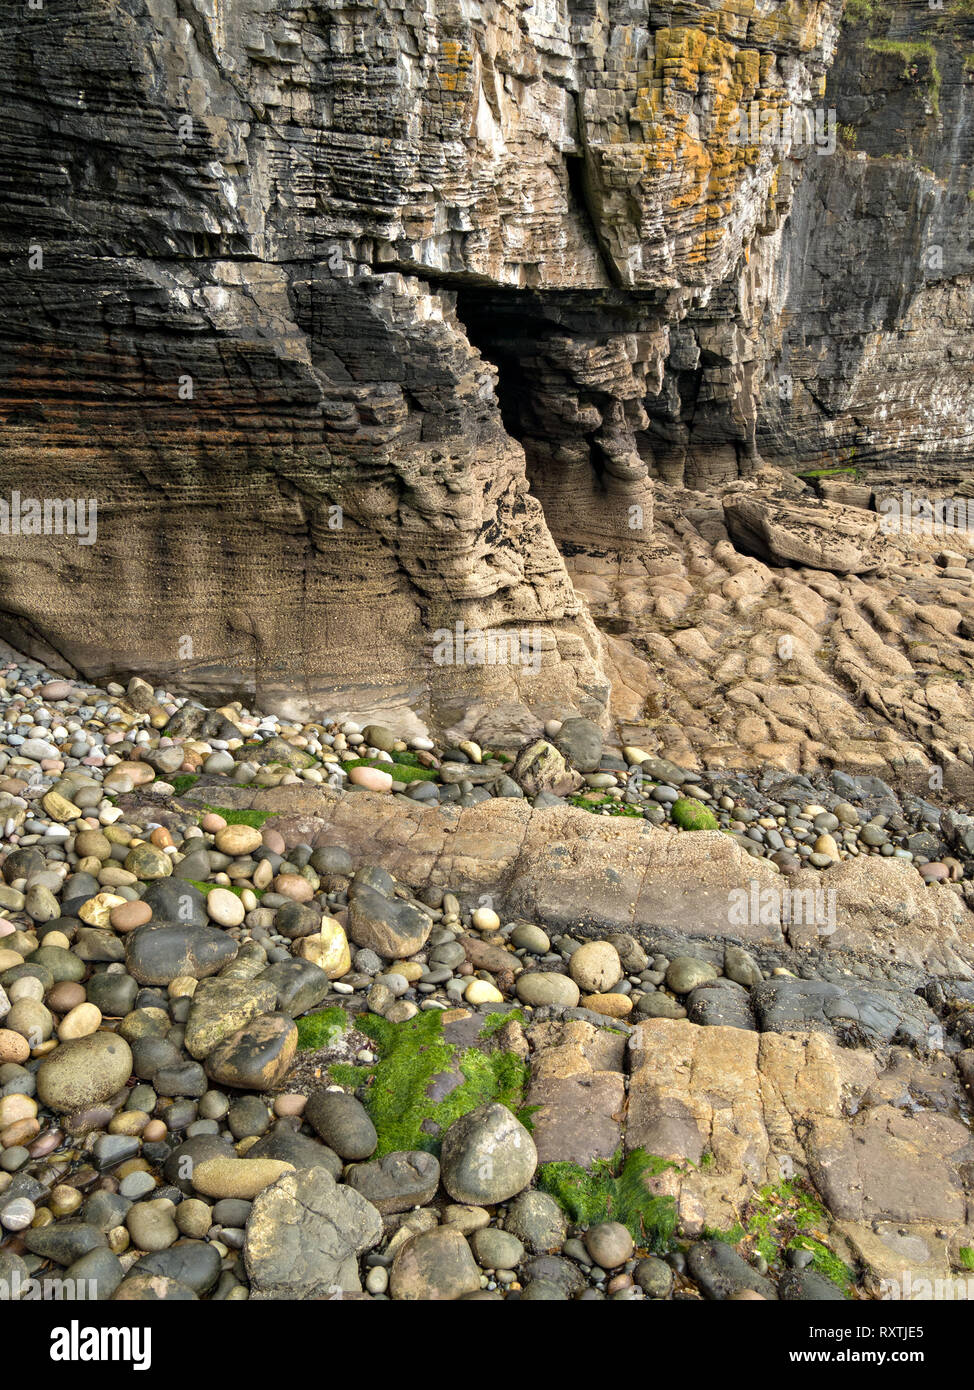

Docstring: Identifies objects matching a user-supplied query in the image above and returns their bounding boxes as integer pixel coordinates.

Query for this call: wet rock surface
[0,644,973,1306]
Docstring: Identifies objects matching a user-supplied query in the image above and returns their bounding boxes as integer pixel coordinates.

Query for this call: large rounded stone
[273,901,321,941]
[553,717,603,773]
[362,724,396,752]
[345,1150,440,1214]
[348,883,432,959]
[309,845,354,877]
[569,940,622,994]
[124,844,172,881]
[504,1190,568,1253]
[206,888,245,928]
[75,830,112,861]
[440,1103,537,1205]
[204,1014,297,1091]
[125,923,238,986]
[510,740,582,797]
[296,917,350,979]
[687,1239,777,1300]
[36,1032,133,1115]
[214,824,263,856]
[183,977,279,1060]
[191,1157,294,1200]
[583,1220,633,1269]
[244,1166,382,1298]
[259,959,331,1018]
[389,1226,481,1301]
[140,879,208,927]
[515,972,580,1009]
[470,1226,525,1271]
[665,956,718,995]
[305,1090,377,1160]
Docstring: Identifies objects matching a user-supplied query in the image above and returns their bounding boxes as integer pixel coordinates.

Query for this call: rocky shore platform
[1,649,973,1302]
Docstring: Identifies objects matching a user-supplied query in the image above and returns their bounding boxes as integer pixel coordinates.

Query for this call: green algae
[200,805,278,828]
[670,798,719,831]
[729,1178,855,1293]
[296,1006,350,1051]
[327,1010,532,1158]
[479,1009,525,1039]
[537,1148,683,1251]
[865,38,941,115]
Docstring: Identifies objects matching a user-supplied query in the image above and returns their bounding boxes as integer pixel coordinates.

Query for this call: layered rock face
[0,0,844,731]
[756,0,974,470]
[0,0,969,734]
[665,0,974,479]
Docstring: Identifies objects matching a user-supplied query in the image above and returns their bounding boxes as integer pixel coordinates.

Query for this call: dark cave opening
[451,288,533,447]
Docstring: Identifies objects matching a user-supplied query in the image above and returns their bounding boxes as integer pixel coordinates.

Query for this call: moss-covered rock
[201,805,279,828]
[329,1010,531,1158]
[537,1148,683,1251]
[296,1006,350,1051]
[671,798,719,831]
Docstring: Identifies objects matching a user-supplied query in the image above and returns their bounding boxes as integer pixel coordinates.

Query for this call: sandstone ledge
[626,1019,974,1294]
[150,782,974,978]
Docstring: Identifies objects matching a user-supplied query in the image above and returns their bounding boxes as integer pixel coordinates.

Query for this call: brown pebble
[261,828,286,855]
[45,982,87,1015]
[58,1002,102,1040]
[200,812,227,833]
[48,1184,83,1217]
[0,1095,36,1127]
[1,1117,40,1148]
[150,827,174,849]
[607,1272,633,1294]
[108,1226,130,1254]
[142,1119,167,1143]
[273,1093,307,1118]
[117,1157,152,1178]
[110,900,152,932]
[0,1030,30,1064]
[28,1129,63,1159]
[108,1110,149,1136]
[273,874,313,903]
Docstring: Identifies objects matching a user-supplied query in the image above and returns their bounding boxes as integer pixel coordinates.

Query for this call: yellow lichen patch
[748,0,830,54]
[733,48,761,95]
[653,26,741,93]
[435,38,474,95]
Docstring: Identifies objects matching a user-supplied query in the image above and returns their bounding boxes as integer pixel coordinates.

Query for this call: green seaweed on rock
[670,798,719,831]
[200,805,279,828]
[326,1009,532,1157]
[296,1006,350,1051]
[537,1148,683,1251]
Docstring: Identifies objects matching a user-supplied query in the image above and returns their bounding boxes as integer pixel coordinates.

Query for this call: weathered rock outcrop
[658,0,974,481]
[0,0,969,741]
[627,1019,974,1293]
[0,0,841,732]
[126,779,974,979]
[756,0,974,471]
